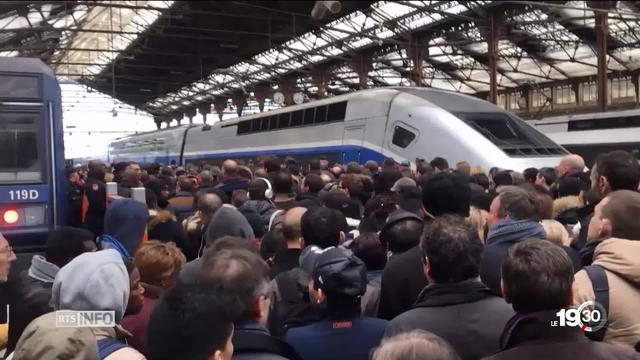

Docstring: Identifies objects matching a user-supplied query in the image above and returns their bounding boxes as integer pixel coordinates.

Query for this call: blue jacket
[285,314,387,360]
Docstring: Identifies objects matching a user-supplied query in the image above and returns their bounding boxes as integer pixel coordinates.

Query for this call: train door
[342,125,365,163]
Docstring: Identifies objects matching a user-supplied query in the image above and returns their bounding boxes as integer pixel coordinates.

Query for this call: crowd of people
[0,150,639,359]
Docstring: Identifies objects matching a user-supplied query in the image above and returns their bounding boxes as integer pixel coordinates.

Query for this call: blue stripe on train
[122,145,388,166]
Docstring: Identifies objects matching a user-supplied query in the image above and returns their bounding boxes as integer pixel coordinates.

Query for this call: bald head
[558,154,585,178]
[282,207,307,243]
[197,193,223,217]
[222,159,238,175]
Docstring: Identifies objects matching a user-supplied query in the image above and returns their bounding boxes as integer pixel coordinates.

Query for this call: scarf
[486,219,546,246]
[97,234,131,259]
[28,255,59,283]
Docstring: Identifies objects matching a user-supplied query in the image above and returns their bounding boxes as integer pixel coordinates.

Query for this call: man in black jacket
[199,248,301,360]
[385,215,513,360]
[6,227,96,354]
[378,172,471,320]
[83,160,107,237]
[485,240,639,360]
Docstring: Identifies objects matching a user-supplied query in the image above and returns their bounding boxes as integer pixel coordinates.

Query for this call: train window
[278,113,290,129]
[303,108,315,125]
[392,125,416,148]
[327,101,347,122]
[237,120,251,134]
[260,117,270,131]
[315,106,327,123]
[252,118,261,132]
[291,110,304,127]
[0,112,42,183]
[269,116,278,130]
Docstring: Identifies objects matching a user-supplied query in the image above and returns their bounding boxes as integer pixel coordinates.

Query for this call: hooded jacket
[385,280,514,360]
[51,249,130,323]
[240,200,277,227]
[205,205,255,247]
[484,310,640,360]
[7,256,60,354]
[10,312,98,360]
[573,238,640,348]
[553,196,582,225]
[98,199,149,258]
[480,220,546,295]
[179,206,256,285]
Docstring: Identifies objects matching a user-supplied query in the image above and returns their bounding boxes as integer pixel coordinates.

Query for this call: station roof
[1,1,639,115]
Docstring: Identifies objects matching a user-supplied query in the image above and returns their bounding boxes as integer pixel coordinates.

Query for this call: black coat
[84,177,106,237]
[377,246,428,320]
[6,271,54,354]
[484,310,640,360]
[385,280,514,360]
[65,180,83,227]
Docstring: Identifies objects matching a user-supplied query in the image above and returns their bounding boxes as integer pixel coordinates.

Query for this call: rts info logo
[550,301,607,333]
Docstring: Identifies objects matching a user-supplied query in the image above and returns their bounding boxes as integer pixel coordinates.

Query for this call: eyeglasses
[0,246,14,255]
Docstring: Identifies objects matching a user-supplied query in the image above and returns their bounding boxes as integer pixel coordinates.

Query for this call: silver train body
[109,87,566,171]
[532,109,640,166]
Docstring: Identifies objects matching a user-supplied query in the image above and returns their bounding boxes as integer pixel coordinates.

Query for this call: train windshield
[454,112,567,156]
[455,112,533,145]
[0,112,42,183]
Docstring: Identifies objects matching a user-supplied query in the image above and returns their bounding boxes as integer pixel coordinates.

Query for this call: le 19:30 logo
[551,301,607,332]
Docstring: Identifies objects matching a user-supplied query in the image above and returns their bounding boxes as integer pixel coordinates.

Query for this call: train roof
[112,87,507,144]
[0,57,54,77]
[535,108,640,125]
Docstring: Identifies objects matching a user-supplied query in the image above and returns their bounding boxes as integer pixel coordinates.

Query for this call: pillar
[173,112,183,125]
[406,35,424,86]
[198,103,211,124]
[485,13,498,104]
[632,71,639,104]
[185,108,197,124]
[311,67,330,99]
[153,116,162,130]
[352,53,371,90]
[160,115,172,128]
[254,84,270,112]
[231,92,246,117]
[279,77,297,106]
[595,10,608,111]
[213,96,227,121]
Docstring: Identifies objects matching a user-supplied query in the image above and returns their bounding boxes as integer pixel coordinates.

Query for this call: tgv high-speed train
[109,87,567,171]
[532,109,640,166]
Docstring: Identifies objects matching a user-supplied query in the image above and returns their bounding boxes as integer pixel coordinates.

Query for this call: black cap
[299,246,366,298]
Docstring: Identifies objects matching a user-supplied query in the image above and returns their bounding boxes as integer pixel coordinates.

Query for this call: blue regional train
[0,58,65,250]
[109,87,567,171]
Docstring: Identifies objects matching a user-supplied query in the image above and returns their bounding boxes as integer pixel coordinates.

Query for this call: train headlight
[3,210,19,224]
[24,205,46,226]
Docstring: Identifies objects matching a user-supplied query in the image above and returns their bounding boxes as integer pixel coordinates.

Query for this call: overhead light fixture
[195,95,204,101]
[139,88,152,92]
[220,43,239,49]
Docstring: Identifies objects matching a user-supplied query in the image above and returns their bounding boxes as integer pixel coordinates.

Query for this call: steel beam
[486,13,498,104]
[406,35,424,86]
[595,10,608,112]
[351,53,371,90]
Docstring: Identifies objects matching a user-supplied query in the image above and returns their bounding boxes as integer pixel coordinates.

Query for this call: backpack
[270,268,319,337]
[583,265,609,342]
[97,338,128,360]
